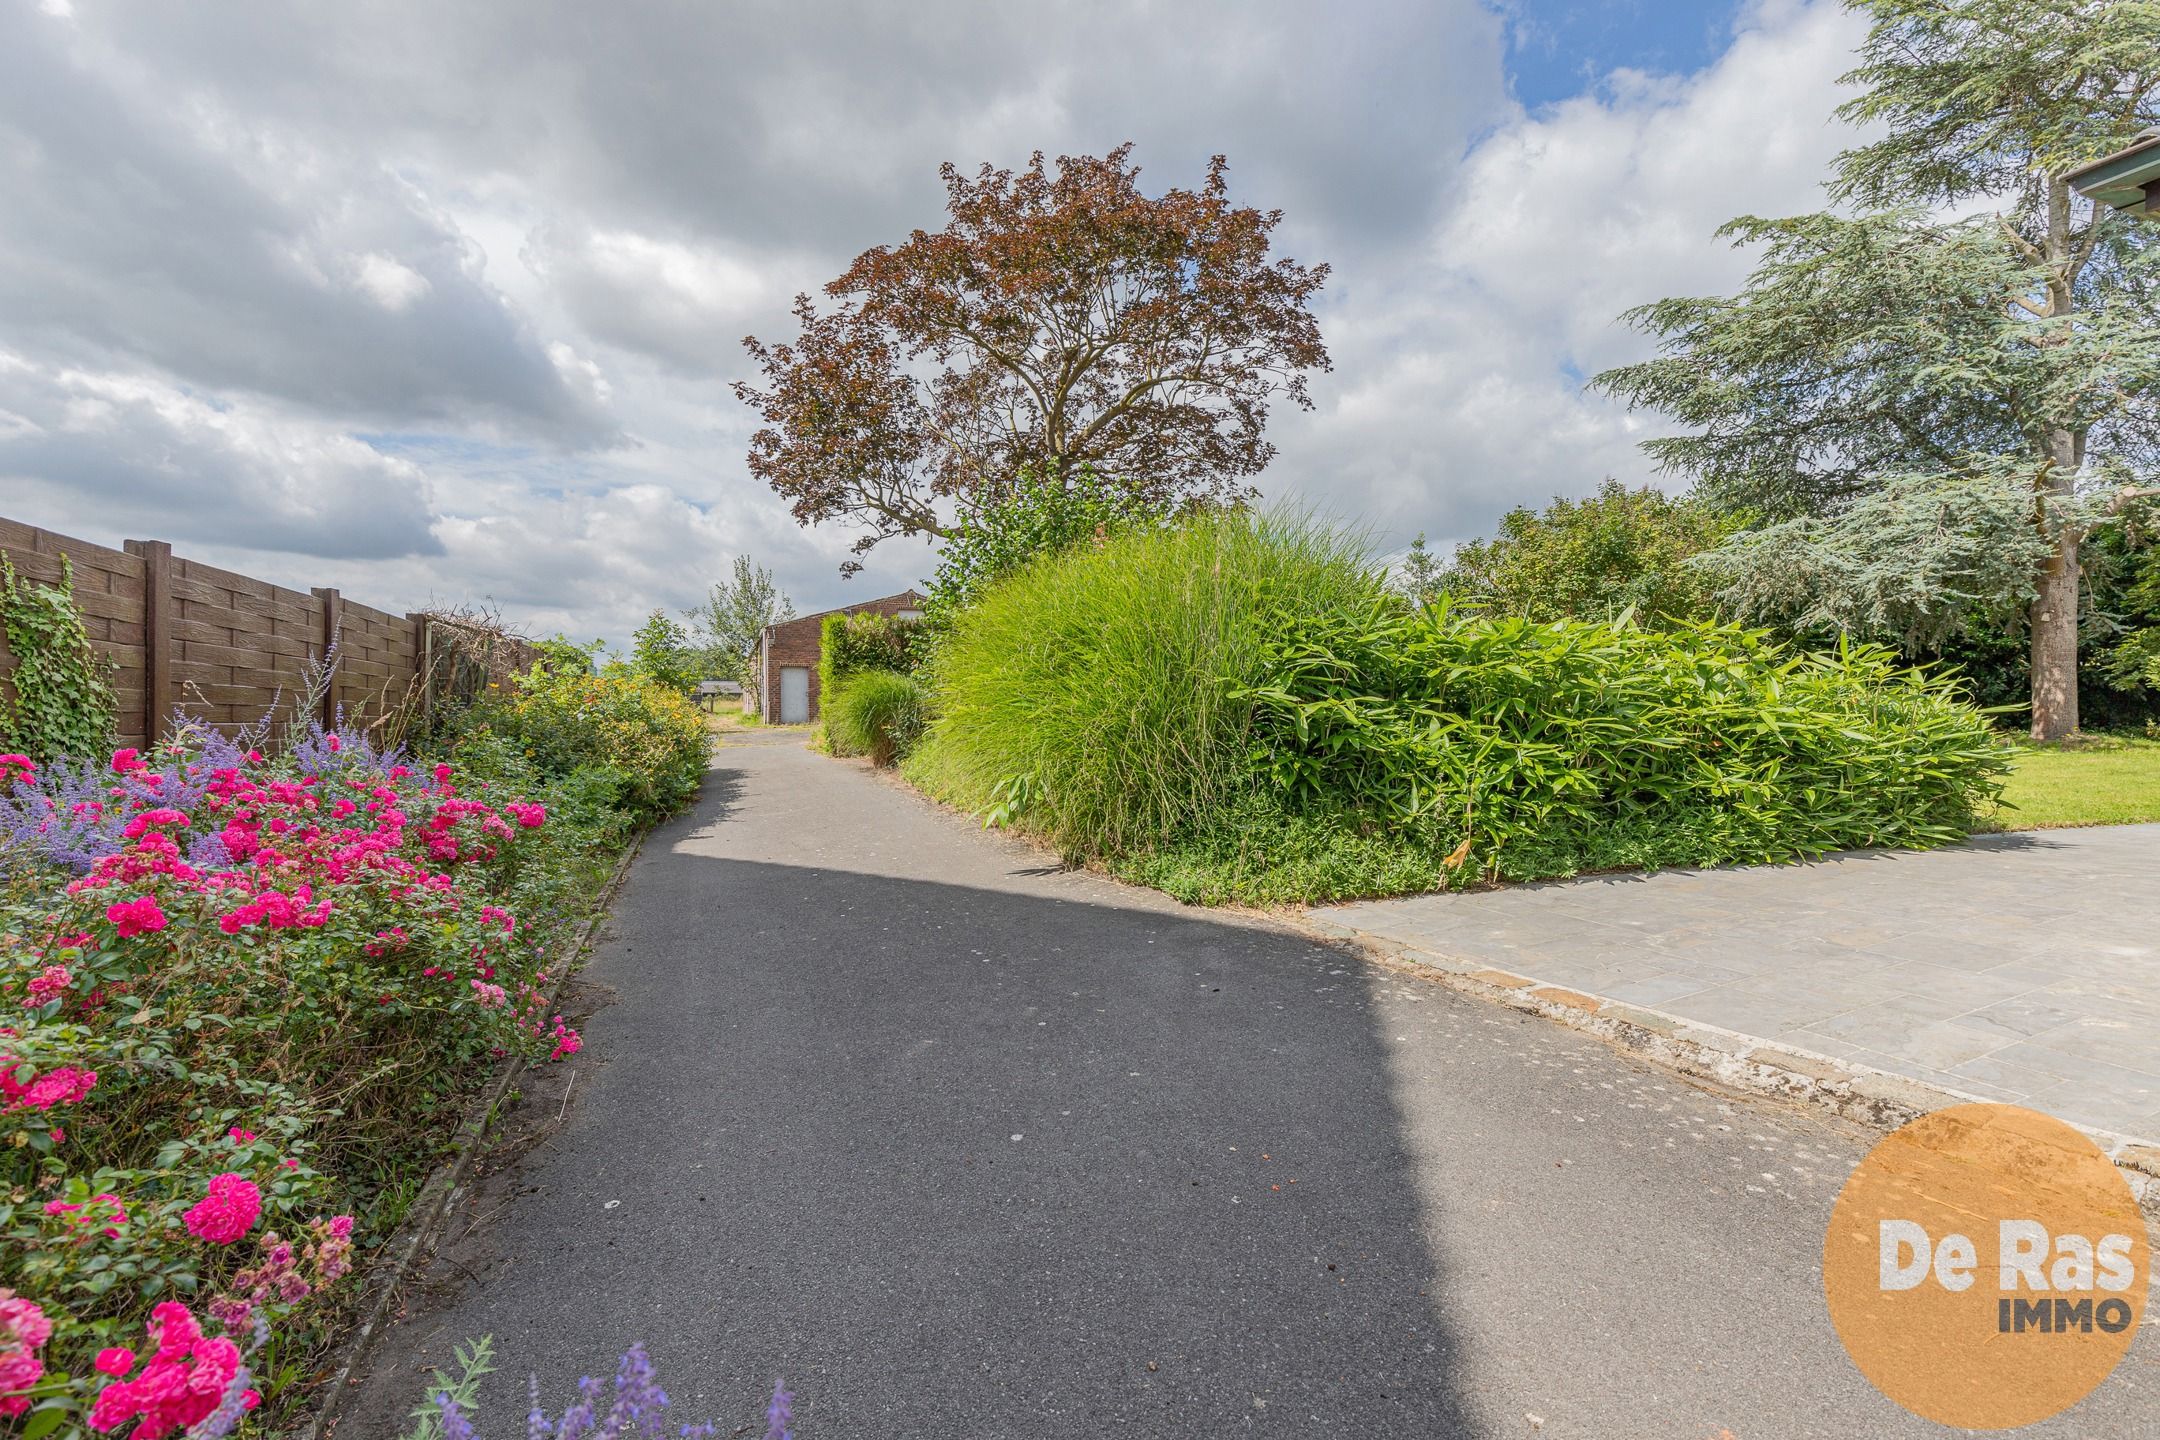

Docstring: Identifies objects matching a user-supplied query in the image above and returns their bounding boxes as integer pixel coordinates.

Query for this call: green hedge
[908,511,2008,903]
[820,611,925,756]
[819,611,923,687]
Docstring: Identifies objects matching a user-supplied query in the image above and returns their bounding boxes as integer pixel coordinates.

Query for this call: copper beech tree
[734,146,1330,571]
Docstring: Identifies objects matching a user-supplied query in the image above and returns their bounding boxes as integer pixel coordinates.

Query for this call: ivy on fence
[0,553,116,764]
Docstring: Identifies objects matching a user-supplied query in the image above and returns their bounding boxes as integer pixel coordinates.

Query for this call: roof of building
[762,589,926,637]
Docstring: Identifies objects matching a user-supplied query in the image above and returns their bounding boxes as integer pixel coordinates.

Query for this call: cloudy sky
[0,0,1870,647]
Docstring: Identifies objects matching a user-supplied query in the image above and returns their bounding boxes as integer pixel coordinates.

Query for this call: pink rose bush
[84,1301,260,1437]
[0,1289,53,1419]
[2,721,634,1427]
[181,1174,263,1246]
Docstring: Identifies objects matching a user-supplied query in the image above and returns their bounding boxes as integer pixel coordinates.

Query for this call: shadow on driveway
[352,847,1476,1435]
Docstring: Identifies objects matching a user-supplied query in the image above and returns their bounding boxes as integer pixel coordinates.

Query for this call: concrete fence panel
[0,516,523,750]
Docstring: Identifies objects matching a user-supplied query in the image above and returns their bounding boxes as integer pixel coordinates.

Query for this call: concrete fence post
[407,612,434,726]
[312,587,341,729]
[123,539,174,742]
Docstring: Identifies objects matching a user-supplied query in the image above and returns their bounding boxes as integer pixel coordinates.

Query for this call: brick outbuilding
[756,589,925,723]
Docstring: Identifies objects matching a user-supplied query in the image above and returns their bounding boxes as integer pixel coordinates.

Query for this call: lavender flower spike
[428,1343,753,1438]
[182,1360,255,1440]
[435,1392,479,1440]
[765,1381,794,1440]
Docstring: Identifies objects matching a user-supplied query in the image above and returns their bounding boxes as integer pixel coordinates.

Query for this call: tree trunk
[2028,533,2080,742]
[2028,177,2081,744]
[2029,429,2080,742]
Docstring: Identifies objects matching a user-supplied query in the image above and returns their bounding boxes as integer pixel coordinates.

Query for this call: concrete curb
[1298,915,2160,1216]
[292,830,646,1439]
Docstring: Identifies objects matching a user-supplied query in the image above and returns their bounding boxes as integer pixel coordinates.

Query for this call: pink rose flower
[105,896,168,938]
[0,1289,52,1420]
[121,807,190,839]
[181,1173,262,1246]
[25,964,72,1005]
[0,1060,97,1114]
[86,1302,258,1436]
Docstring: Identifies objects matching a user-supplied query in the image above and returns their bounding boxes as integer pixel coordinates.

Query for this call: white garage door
[779,665,810,724]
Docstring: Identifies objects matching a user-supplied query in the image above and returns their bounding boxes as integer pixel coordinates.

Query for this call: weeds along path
[348,734,2156,1438]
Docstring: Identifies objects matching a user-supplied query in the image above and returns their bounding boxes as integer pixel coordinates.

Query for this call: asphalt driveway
[347,733,2157,1437]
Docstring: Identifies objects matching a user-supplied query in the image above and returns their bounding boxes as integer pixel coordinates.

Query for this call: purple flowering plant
[406,1339,795,1440]
[1,713,635,1426]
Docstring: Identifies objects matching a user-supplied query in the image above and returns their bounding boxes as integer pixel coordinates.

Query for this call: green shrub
[1241,599,2008,885]
[628,609,701,694]
[483,670,709,822]
[531,632,604,676]
[1437,479,1743,624]
[922,461,1175,628]
[819,610,925,686]
[820,611,926,754]
[826,669,929,766]
[910,511,2009,902]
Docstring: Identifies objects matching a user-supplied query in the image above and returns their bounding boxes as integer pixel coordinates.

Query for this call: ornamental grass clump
[0,721,628,1427]
[824,670,928,767]
[906,509,1377,864]
[911,511,2007,903]
[818,611,927,759]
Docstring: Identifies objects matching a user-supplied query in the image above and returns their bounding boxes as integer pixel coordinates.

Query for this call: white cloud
[0,5,615,442]
[522,224,780,374]
[0,0,1873,644]
[0,351,442,560]
[1268,0,1869,554]
[545,341,614,407]
[353,252,432,311]
[1441,0,1863,370]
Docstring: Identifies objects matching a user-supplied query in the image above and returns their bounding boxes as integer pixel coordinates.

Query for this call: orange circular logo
[1823,1103,2149,1429]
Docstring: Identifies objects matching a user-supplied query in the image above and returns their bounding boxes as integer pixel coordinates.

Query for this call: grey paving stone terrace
[1318,825,2160,1143]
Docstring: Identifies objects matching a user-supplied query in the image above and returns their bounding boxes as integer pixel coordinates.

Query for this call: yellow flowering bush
[487,672,709,823]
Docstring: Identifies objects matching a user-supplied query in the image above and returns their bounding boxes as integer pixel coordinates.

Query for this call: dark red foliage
[736,145,1330,571]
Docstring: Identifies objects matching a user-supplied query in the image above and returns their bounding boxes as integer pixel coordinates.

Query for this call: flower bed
[0,722,641,1432]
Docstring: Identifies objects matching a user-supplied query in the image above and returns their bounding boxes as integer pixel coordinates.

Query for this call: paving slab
[1316,826,2160,1144]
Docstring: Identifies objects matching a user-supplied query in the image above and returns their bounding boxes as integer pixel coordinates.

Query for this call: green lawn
[1982,733,2160,830]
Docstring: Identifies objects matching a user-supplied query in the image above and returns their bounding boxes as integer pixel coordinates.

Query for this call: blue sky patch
[1499,0,1743,108]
